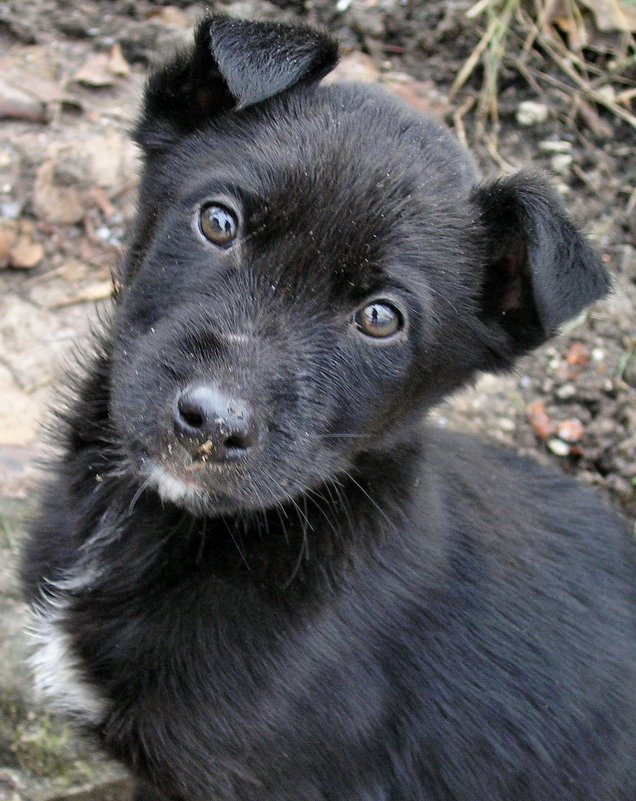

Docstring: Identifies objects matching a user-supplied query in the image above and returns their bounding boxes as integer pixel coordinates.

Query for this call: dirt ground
[0,0,634,794]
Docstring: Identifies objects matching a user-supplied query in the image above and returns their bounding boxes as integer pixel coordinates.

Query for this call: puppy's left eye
[353,301,403,338]
[199,204,238,246]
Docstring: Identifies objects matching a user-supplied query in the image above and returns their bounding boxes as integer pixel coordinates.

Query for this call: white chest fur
[28,590,108,724]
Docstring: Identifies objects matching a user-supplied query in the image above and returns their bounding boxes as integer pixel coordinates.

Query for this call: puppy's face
[109,88,481,513]
[106,16,607,516]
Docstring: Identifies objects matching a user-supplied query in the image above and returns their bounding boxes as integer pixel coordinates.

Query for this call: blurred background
[0,1,634,798]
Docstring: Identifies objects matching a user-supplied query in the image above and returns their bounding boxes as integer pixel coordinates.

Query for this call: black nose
[173,384,258,461]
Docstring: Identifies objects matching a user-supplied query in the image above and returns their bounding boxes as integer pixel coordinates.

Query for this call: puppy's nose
[173,384,258,461]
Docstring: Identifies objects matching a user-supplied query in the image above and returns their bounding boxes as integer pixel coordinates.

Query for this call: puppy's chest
[31,568,303,726]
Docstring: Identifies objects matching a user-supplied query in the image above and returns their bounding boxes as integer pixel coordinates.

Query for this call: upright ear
[472,172,610,362]
[133,14,338,152]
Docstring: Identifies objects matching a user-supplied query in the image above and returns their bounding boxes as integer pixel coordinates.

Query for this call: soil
[0,2,634,796]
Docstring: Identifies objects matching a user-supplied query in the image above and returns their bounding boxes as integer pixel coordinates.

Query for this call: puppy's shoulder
[419,424,631,555]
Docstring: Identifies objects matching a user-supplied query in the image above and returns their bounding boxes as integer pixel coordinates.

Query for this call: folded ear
[472,172,610,360]
[134,14,338,152]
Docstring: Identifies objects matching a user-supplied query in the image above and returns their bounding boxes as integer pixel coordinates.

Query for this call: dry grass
[450,0,636,133]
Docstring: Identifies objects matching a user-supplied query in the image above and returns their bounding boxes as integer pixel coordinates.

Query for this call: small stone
[591,348,605,362]
[547,438,571,456]
[10,238,43,269]
[596,84,616,102]
[516,100,549,126]
[555,382,577,400]
[539,139,573,153]
[556,418,585,443]
[498,418,515,432]
[0,199,22,220]
[8,221,44,269]
[603,378,615,393]
[550,153,573,174]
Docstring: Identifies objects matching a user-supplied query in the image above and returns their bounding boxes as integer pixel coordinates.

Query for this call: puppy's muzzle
[173,384,259,462]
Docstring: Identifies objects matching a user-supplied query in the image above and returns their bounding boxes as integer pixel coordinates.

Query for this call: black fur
[22,14,635,801]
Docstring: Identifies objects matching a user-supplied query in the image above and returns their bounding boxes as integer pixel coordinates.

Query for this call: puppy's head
[108,15,609,515]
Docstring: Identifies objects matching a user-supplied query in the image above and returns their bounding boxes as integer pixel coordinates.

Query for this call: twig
[450,13,501,97]
[454,0,636,135]
[510,55,545,96]
[480,0,519,124]
[542,36,636,128]
[452,95,476,147]
[616,86,636,104]
[484,133,516,171]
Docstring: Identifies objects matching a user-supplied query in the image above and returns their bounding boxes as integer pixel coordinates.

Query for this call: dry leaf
[73,53,116,87]
[1,221,44,269]
[109,43,130,77]
[54,280,114,307]
[579,0,636,32]
[0,371,39,446]
[0,78,47,122]
[0,220,18,265]
[527,400,555,441]
[566,341,591,367]
[325,52,380,84]
[10,224,44,269]
[33,158,84,224]
[146,6,190,27]
[381,74,449,118]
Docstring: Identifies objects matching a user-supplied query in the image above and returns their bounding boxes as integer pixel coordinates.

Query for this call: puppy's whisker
[311,433,370,439]
[341,468,399,538]
[282,493,311,590]
[127,477,152,516]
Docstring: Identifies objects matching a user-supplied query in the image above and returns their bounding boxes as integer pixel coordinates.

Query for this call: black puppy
[22,14,636,801]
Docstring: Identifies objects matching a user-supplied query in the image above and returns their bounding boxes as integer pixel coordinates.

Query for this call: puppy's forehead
[180,84,475,209]
[166,84,477,292]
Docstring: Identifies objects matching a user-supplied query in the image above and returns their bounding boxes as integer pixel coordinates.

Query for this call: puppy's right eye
[199,204,238,246]
[353,301,404,338]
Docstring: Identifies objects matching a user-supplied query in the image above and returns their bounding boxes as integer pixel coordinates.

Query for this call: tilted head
[107,14,609,515]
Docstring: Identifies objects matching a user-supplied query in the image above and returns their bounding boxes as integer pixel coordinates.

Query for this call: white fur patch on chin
[28,595,107,724]
[148,463,206,506]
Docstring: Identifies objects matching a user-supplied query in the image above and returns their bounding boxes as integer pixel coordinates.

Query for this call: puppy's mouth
[128,444,253,513]
[147,459,218,508]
